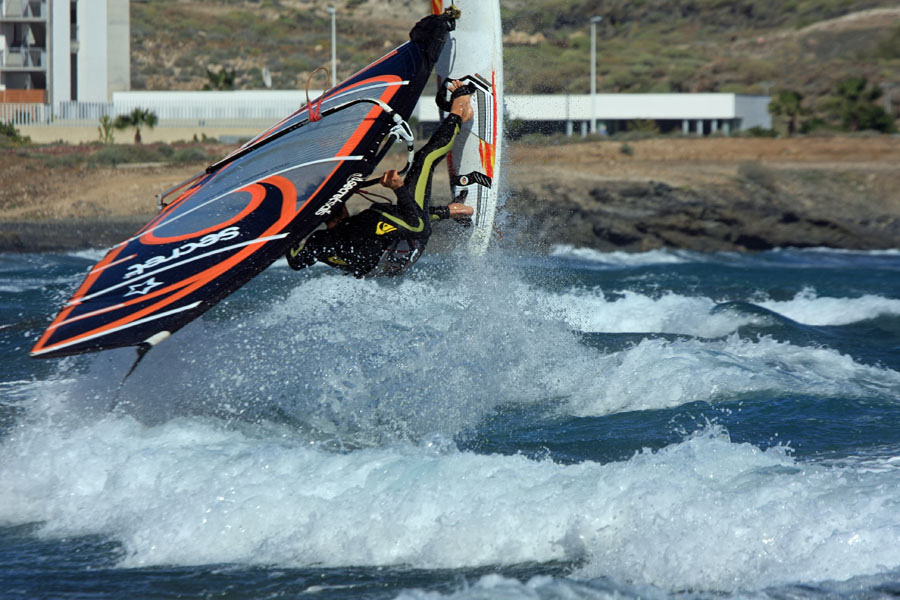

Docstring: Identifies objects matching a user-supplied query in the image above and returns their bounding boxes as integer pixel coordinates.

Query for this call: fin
[108,343,152,412]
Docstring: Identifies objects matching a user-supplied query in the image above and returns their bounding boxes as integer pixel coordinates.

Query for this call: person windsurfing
[285,77,475,278]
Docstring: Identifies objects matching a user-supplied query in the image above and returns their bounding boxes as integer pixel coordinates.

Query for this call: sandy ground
[508,136,900,194]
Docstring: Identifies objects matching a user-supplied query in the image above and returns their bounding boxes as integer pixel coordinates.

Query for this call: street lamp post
[327,6,337,88]
[880,82,894,117]
[589,15,603,135]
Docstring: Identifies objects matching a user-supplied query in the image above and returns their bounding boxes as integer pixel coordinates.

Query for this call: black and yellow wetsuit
[286,113,462,278]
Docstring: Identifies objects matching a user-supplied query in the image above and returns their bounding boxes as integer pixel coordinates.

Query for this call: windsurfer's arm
[380,169,420,226]
[392,185,421,225]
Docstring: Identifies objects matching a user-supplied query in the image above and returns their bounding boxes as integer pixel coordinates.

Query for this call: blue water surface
[1,244,899,599]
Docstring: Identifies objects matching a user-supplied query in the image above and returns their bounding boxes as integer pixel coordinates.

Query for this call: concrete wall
[75,0,106,102]
[48,0,69,104]
[105,0,128,96]
[734,95,772,129]
[0,29,6,89]
[72,0,128,102]
[504,94,743,121]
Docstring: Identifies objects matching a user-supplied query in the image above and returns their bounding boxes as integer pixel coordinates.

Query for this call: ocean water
[1,244,899,599]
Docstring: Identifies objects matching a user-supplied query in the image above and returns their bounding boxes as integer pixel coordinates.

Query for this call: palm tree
[203,67,236,91]
[833,76,895,133]
[113,108,158,144]
[97,114,115,144]
[768,90,806,136]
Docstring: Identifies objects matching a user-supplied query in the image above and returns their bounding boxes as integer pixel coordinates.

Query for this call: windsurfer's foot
[285,240,306,270]
[448,203,473,227]
[448,202,473,219]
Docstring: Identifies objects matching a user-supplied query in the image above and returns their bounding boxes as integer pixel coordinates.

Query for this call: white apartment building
[0,0,129,104]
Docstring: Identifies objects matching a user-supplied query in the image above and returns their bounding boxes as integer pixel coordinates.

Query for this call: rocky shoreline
[0,217,154,253]
[500,137,900,253]
[502,176,900,254]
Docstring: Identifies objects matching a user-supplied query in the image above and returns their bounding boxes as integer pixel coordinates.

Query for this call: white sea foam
[759,288,900,326]
[57,268,900,434]
[2,418,899,593]
[394,574,660,600]
[533,288,745,337]
[782,247,900,257]
[79,265,586,440]
[4,250,900,595]
[67,248,109,262]
[532,285,900,338]
[393,569,900,600]
[562,334,900,417]
[549,245,700,266]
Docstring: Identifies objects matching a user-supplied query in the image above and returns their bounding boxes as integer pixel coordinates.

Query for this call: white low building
[7,88,772,138]
[69,89,770,137]
[501,93,772,135]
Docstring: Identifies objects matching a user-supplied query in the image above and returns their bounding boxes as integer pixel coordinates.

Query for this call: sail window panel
[199,103,376,202]
[152,162,339,239]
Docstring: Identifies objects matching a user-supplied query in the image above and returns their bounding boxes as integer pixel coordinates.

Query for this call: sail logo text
[124,226,241,279]
[316,173,364,217]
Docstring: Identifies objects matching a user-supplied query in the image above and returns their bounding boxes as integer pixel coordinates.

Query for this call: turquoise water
[1,245,899,599]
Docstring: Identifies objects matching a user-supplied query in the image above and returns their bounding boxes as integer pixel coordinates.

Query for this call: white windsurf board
[432,0,504,255]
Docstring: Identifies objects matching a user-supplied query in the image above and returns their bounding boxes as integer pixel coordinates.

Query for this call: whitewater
[1,245,899,599]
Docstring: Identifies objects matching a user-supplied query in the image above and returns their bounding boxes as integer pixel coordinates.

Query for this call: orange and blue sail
[32,36,439,358]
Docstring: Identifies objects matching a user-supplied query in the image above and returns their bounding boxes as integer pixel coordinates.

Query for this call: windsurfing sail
[31,14,453,359]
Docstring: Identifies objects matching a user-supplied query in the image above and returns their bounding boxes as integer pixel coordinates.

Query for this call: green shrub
[88,144,161,167]
[171,147,211,163]
[799,117,832,134]
[42,153,88,168]
[0,121,31,146]
[743,126,778,138]
[873,25,900,60]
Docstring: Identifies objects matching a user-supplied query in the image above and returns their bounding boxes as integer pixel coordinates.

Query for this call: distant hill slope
[130,0,900,123]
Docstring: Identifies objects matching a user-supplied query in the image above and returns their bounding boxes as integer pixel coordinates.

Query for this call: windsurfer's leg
[403,113,461,212]
[375,113,461,237]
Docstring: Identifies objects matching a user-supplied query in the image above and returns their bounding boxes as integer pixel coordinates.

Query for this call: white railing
[55,101,114,121]
[0,102,111,125]
[1,93,772,130]
[0,101,49,125]
[113,90,317,125]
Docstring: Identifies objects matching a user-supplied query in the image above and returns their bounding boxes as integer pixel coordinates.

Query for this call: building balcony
[0,88,45,103]
[0,46,46,69]
[0,0,47,20]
